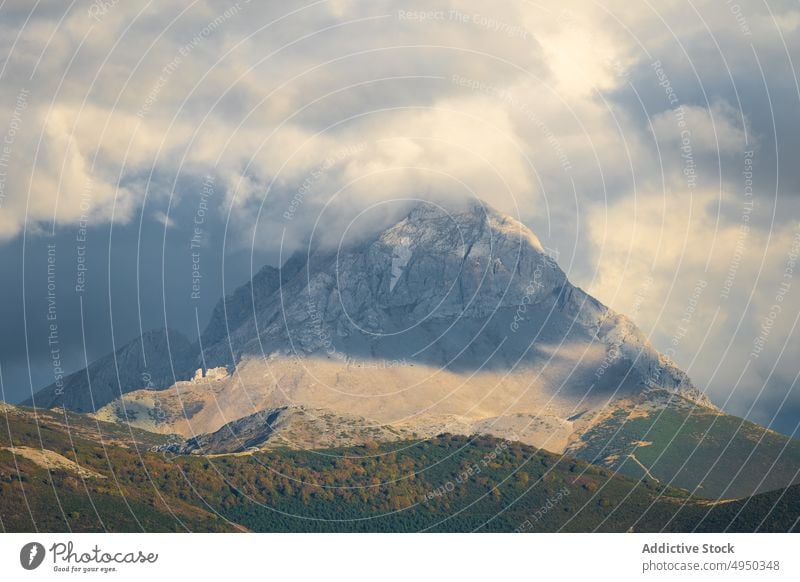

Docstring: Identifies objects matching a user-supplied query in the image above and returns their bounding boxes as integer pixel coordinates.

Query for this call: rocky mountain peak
[326,200,565,322]
[32,198,705,430]
[198,199,688,395]
[392,200,547,255]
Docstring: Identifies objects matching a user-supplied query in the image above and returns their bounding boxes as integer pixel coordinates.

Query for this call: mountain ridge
[21,199,800,499]
[23,327,196,413]
[98,201,707,444]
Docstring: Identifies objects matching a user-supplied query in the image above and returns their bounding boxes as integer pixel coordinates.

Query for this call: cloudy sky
[0,0,799,435]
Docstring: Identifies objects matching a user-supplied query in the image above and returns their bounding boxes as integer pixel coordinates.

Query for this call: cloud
[0,0,799,430]
[649,103,748,155]
[587,188,800,427]
[0,0,543,238]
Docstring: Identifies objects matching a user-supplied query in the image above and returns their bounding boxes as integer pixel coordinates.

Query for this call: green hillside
[688,483,800,532]
[569,390,800,499]
[1,402,797,532]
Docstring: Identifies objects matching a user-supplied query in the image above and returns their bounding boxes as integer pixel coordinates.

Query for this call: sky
[0,0,798,435]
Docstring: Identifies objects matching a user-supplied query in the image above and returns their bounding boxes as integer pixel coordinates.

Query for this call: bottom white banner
[0,533,796,581]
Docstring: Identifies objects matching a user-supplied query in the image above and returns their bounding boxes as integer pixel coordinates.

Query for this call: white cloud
[586,188,800,423]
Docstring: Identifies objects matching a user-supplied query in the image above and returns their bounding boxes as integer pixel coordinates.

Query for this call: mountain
[29,201,800,500]
[3,402,798,532]
[100,202,698,442]
[202,202,694,394]
[24,328,197,412]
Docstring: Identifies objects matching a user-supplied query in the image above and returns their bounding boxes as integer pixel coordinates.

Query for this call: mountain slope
[567,389,800,498]
[202,203,692,391]
[0,402,235,532]
[100,202,699,447]
[28,201,800,501]
[2,404,797,532]
[24,328,197,413]
[200,252,307,351]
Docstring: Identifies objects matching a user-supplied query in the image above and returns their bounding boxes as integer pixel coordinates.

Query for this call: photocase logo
[20,542,46,570]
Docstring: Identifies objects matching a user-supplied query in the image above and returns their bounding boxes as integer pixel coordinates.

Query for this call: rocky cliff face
[199,252,307,352]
